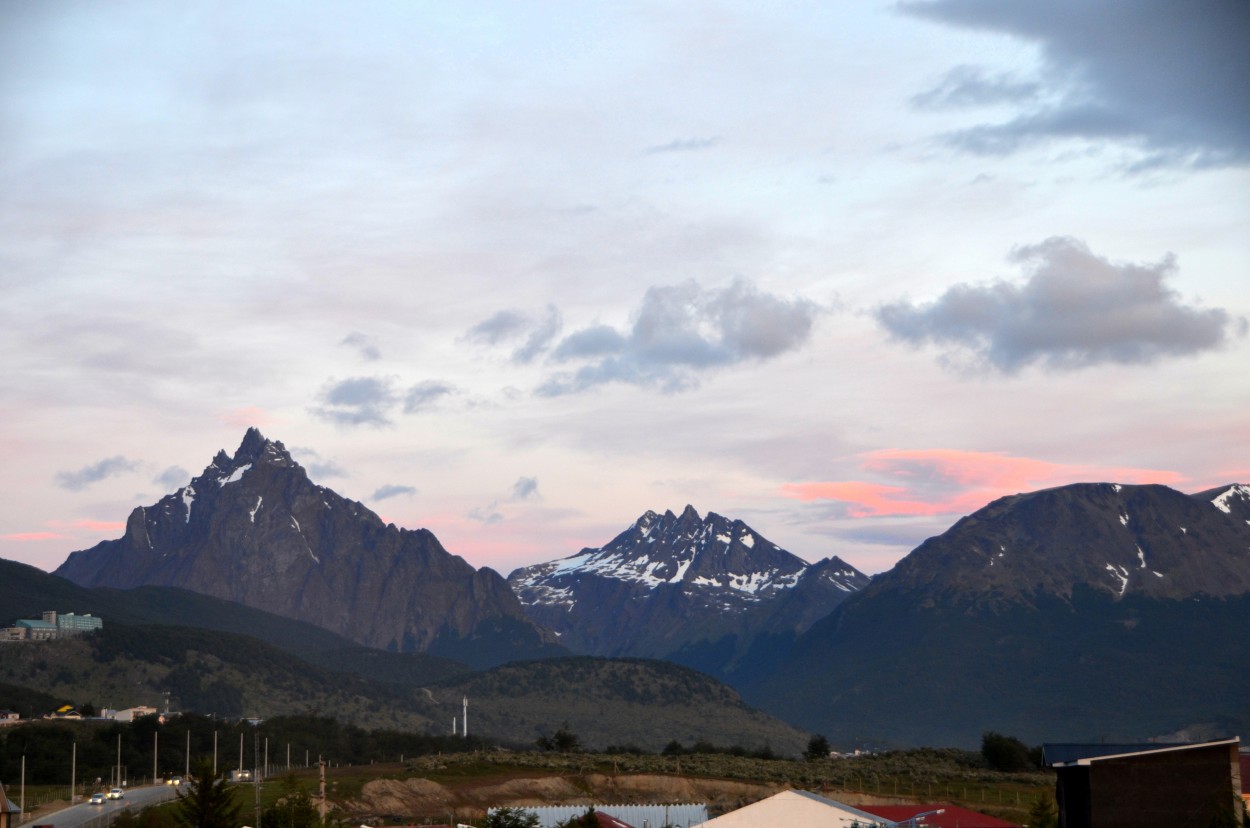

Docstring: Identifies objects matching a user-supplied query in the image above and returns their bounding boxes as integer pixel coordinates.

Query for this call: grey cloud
[552,325,628,360]
[311,376,397,427]
[290,447,349,479]
[876,236,1243,372]
[511,477,539,500]
[467,507,503,525]
[56,456,138,491]
[308,460,348,479]
[902,0,1250,169]
[512,306,562,364]
[466,311,530,346]
[541,280,820,395]
[340,332,381,361]
[154,466,190,490]
[404,381,454,413]
[466,305,563,363]
[644,136,722,155]
[372,484,416,501]
[469,475,539,524]
[910,65,1039,110]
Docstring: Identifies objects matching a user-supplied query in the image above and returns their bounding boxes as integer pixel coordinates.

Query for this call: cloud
[55,456,138,491]
[467,506,503,526]
[468,475,540,524]
[511,476,539,500]
[644,136,722,155]
[465,311,530,346]
[902,0,1250,169]
[372,484,416,501]
[782,448,1185,518]
[465,306,562,364]
[910,65,1039,110]
[540,279,821,395]
[2,532,67,542]
[340,332,381,361]
[311,376,398,427]
[220,407,275,430]
[404,381,454,414]
[154,466,190,490]
[876,237,1243,372]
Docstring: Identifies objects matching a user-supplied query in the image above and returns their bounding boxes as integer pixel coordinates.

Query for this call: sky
[2,0,1248,577]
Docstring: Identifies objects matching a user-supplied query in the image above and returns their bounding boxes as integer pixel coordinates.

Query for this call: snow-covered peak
[1211,484,1250,515]
[512,506,813,598]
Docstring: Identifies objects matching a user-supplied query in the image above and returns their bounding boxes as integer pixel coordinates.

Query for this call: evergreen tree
[262,775,320,828]
[173,759,243,828]
[1026,792,1057,828]
[804,734,831,761]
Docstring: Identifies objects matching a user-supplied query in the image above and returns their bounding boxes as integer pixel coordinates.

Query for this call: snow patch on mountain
[1212,484,1250,514]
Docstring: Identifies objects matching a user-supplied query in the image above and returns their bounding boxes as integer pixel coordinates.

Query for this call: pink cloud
[220,407,276,430]
[69,519,126,532]
[782,449,1186,518]
[2,532,68,542]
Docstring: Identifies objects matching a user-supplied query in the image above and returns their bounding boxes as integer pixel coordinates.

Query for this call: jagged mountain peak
[507,506,868,665]
[572,505,799,588]
[54,430,557,663]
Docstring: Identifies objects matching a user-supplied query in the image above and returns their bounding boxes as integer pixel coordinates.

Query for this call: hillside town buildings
[1,611,102,641]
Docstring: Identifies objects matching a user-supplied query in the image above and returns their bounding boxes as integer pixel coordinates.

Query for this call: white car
[89,793,106,805]
[108,788,124,800]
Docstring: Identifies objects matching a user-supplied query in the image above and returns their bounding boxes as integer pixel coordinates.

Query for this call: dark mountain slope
[749,482,1250,748]
[54,429,564,667]
[424,656,809,754]
[0,557,470,687]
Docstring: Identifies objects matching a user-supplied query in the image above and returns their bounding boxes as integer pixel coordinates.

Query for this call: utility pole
[71,742,77,804]
[318,760,328,822]
[185,730,191,778]
[213,730,218,776]
[253,733,261,828]
[153,731,159,783]
[19,755,24,824]
[463,697,468,739]
[116,733,122,788]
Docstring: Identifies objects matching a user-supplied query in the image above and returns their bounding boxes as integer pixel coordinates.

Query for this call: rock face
[55,428,558,664]
[508,505,867,671]
[878,482,1250,605]
[749,481,1250,747]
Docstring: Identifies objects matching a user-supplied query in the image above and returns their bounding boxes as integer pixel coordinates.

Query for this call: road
[25,785,181,828]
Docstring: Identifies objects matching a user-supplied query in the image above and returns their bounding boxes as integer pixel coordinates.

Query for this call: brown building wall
[1058,743,1243,828]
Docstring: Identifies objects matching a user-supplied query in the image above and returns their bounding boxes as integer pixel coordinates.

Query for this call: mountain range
[746,482,1250,746]
[508,504,867,674]
[31,429,1250,748]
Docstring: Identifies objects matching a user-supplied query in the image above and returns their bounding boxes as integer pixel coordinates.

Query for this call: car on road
[89,793,106,805]
[165,776,184,786]
[107,788,124,800]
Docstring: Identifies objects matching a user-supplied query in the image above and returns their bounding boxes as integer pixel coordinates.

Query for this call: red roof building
[856,805,1020,828]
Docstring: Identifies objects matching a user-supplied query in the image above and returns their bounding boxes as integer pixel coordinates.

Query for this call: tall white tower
[462,697,468,738]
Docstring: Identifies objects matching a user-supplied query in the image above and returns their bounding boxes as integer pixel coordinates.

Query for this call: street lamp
[895,809,945,828]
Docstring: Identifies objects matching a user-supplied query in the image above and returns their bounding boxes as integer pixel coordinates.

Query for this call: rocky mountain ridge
[54,428,560,666]
[508,504,867,668]
[874,482,1250,606]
